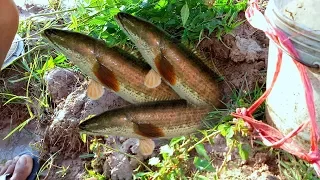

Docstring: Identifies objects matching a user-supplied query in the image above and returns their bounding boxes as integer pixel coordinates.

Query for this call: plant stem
[187,131,219,152]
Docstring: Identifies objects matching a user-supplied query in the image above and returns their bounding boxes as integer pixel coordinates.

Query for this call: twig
[25,8,78,21]
[216,140,236,176]
[187,131,220,152]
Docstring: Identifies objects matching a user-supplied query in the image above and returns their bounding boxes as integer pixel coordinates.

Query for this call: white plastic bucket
[265,0,320,146]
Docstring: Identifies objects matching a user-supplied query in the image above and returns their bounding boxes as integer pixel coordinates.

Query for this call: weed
[278,151,320,180]
[67,0,248,46]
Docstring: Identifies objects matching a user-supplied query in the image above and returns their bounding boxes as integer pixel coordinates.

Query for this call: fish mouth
[115,12,131,23]
[42,28,65,50]
[43,28,58,38]
[114,12,135,34]
[42,28,60,43]
[78,119,96,133]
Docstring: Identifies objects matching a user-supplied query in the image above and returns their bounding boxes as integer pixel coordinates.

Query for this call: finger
[4,156,19,176]
[0,160,13,175]
[10,155,33,180]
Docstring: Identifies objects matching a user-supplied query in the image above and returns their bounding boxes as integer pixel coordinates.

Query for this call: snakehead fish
[79,99,215,155]
[115,12,223,108]
[42,28,180,103]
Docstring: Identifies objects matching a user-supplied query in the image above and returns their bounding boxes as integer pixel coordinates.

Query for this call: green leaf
[238,143,250,161]
[218,124,234,139]
[88,17,107,26]
[79,153,95,159]
[226,127,234,139]
[106,0,115,6]
[69,14,78,30]
[42,56,55,72]
[148,157,160,166]
[80,133,87,143]
[155,0,168,10]
[181,2,189,27]
[169,136,185,146]
[218,124,228,136]
[195,143,210,160]
[108,8,120,16]
[193,157,215,172]
[53,54,66,64]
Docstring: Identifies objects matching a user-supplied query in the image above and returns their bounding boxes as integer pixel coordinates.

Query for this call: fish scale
[115,12,224,108]
[79,100,214,139]
[42,28,180,103]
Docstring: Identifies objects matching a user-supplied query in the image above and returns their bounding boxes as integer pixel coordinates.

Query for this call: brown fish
[79,99,216,155]
[115,12,223,107]
[42,28,180,103]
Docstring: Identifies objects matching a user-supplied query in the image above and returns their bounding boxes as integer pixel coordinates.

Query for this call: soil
[0,1,290,180]
[199,12,268,102]
[0,67,38,164]
[0,67,29,129]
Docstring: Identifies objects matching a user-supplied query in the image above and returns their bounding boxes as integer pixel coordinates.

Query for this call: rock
[230,36,263,63]
[50,87,87,127]
[120,138,144,168]
[103,157,111,177]
[205,134,228,155]
[44,67,82,104]
[101,138,147,179]
[80,87,130,120]
[109,152,133,180]
[46,80,130,161]
[50,81,129,127]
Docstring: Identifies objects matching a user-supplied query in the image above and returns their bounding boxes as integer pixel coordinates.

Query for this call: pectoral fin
[133,123,165,138]
[87,79,104,100]
[139,138,155,156]
[144,69,162,88]
[93,62,120,92]
[154,54,176,85]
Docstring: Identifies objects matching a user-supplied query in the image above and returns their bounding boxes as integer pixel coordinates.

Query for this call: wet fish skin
[78,100,214,139]
[42,28,180,103]
[115,12,224,108]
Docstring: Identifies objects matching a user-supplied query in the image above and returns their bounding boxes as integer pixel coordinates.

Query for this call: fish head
[42,28,103,71]
[115,12,164,53]
[78,110,131,136]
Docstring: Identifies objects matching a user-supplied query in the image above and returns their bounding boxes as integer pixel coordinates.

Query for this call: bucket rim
[269,0,320,39]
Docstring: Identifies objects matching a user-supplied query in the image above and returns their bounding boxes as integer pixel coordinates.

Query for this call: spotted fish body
[42,28,180,103]
[79,100,213,139]
[115,13,223,108]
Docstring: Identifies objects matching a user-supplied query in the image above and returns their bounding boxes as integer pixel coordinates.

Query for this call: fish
[42,28,180,103]
[115,12,224,108]
[79,99,216,155]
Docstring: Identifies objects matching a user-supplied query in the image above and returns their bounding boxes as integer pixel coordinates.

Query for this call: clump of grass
[278,151,318,180]
[68,0,247,46]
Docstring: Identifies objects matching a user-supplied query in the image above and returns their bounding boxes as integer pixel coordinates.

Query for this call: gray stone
[44,67,81,104]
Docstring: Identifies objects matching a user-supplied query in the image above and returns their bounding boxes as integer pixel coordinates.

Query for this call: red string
[231,0,320,176]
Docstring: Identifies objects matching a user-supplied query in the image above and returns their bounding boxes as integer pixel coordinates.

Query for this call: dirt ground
[0,2,289,179]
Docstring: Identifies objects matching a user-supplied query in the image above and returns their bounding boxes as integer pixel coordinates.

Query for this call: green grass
[277,151,320,180]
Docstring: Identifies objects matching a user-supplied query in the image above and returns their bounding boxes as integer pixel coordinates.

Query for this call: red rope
[231,0,320,176]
